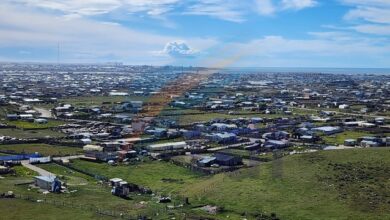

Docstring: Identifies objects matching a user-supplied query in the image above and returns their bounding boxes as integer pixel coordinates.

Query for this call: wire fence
[10,193,142,219]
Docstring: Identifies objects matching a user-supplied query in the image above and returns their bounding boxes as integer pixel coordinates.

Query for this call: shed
[197,156,216,167]
[214,153,242,166]
[34,176,61,192]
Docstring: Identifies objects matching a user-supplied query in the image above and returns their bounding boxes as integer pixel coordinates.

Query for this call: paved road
[21,155,83,177]
[21,160,55,177]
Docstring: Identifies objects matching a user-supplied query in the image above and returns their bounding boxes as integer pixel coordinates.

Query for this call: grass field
[1,148,389,219]
[0,164,191,219]
[181,148,390,220]
[322,130,375,145]
[70,159,204,194]
[169,111,285,125]
[0,144,83,156]
[6,120,65,129]
[0,199,114,220]
[219,149,274,161]
[59,95,155,106]
[0,128,65,138]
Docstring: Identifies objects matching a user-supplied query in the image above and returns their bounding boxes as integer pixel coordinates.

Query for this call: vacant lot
[59,95,152,106]
[169,111,285,125]
[0,144,82,156]
[70,159,204,194]
[6,120,65,129]
[0,128,65,138]
[182,148,390,220]
[322,130,375,145]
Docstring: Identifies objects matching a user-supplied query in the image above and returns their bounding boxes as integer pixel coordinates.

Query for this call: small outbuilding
[34,176,61,193]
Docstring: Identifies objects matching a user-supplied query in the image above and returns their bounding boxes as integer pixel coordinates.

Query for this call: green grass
[59,95,152,107]
[0,199,112,220]
[6,120,65,129]
[0,163,190,219]
[182,148,390,220]
[70,159,204,194]
[170,112,285,125]
[36,163,94,185]
[322,130,375,145]
[0,144,83,156]
[1,148,389,219]
[0,128,65,138]
[219,149,274,161]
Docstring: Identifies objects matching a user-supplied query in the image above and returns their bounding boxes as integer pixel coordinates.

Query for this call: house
[360,140,379,147]
[182,129,201,139]
[112,181,130,197]
[312,126,343,135]
[263,140,289,149]
[146,141,187,152]
[344,139,357,146]
[80,138,92,144]
[262,131,290,140]
[339,104,349,109]
[83,144,103,152]
[300,135,317,143]
[197,156,216,167]
[214,153,242,166]
[84,151,118,162]
[145,128,167,138]
[209,132,237,144]
[6,114,18,121]
[29,156,51,164]
[101,142,121,152]
[34,118,48,124]
[167,129,181,138]
[34,176,62,193]
[210,123,237,132]
[19,114,34,120]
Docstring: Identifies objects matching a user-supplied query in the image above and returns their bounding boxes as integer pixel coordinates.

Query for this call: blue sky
[0,0,389,67]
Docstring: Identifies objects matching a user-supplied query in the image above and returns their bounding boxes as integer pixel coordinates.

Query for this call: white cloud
[281,0,317,10]
[254,0,317,16]
[184,0,247,22]
[0,3,216,64]
[344,6,390,24]
[158,41,198,58]
[340,0,390,35]
[352,24,390,35]
[203,34,390,67]
[10,0,181,17]
[255,0,276,16]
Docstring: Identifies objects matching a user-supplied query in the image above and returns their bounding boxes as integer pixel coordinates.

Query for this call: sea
[222,67,390,75]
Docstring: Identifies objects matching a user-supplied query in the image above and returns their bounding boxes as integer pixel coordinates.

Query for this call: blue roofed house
[214,153,242,166]
[312,126,343,135]
[209,132,237,144]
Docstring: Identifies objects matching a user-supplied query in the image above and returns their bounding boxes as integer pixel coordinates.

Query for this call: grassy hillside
[1,148,388,219]
[182,148,390,220]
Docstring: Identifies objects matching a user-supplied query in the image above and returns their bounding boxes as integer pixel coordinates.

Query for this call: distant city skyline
[0,0,389,68]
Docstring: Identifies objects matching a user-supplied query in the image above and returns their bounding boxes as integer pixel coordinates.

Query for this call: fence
[52,160,109,182]
[0,153,41,161]
[8,193,140,220]
[52,160,153,194]
[169,159,241,175]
